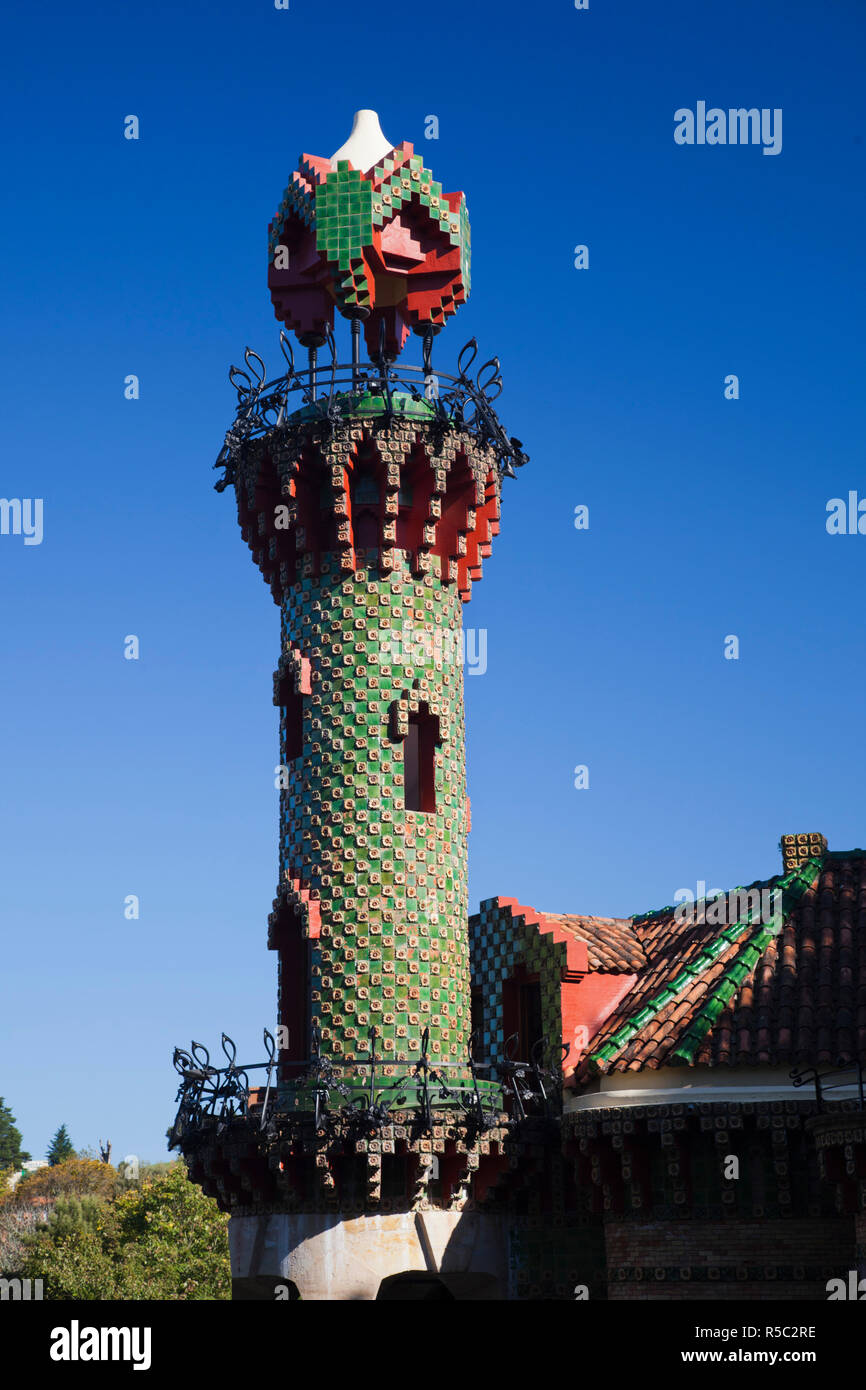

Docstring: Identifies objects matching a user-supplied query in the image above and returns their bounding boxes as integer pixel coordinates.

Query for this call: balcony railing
[213,328,528,492]
[168,1024,567,1149]
[790,1061,866,1111]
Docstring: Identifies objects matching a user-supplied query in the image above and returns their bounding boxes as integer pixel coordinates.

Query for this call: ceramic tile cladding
[268,140,470,357]
[279,555,470,1071]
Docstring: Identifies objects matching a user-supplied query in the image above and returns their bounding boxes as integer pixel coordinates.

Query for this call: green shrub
[18,1162,230,1300]
[4,1158,120,1206]
[45,1194,103,1240]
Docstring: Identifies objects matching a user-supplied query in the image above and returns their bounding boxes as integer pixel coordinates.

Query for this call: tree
[47,1124,75,1166]
[0,1158,122,1275]
[0,1099,29,1168]
[0,1197,46,1276]
[44,1194,103,1240]
[4,1158,120,1205]
[18,1162,230,1299]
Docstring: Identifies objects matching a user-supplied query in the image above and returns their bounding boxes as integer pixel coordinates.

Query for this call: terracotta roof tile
[579,853,866,1077]
[541,912,646,973]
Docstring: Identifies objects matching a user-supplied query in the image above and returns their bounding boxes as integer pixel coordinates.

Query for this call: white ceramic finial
[331,110,394,173]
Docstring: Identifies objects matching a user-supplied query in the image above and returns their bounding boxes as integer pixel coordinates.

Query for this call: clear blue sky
[1,0,864,1160]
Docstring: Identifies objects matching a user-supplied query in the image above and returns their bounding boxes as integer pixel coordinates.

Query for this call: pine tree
[46,1125,75,1166]
[46,1194,103,1239]
[0,1099,29,1168]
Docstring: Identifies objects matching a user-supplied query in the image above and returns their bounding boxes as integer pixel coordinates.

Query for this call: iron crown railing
[213,326,528,492]
[168,1024,568,1148]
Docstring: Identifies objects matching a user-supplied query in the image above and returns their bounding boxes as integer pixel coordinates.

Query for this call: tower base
[228,1210,508,1300]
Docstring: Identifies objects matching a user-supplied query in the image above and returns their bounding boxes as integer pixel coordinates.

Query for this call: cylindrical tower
[173,112,528,1299]
[260,409,500,1089]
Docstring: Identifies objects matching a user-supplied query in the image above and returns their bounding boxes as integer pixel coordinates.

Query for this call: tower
[171,112,527,1300]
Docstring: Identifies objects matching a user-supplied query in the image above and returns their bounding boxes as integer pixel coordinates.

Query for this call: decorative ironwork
[213,331,528,492]
[497,1033,570,1124]
[169,1022,564,1148]
[790,1061,866,1112]
[169,1029,277,1149]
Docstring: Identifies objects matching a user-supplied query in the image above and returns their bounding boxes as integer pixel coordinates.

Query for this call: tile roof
[541,913,646,974]
[578,851,866,1076]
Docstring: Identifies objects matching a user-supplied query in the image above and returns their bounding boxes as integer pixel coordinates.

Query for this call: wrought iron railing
[790,1061,866,1111]
[168,1030,277,1149]
[498,1032,570,1124]
[169,1024,567,1149]
[213,326,528,492]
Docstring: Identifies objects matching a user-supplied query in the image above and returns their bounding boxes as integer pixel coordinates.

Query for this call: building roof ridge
[586,857,824,1074]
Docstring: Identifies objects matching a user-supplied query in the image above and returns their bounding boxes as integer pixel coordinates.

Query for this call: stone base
[228,1210,508,1300]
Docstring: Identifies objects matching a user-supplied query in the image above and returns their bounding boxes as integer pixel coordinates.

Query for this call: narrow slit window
[518,980,543,1060]
[404,709,437,813]
[279,676,304,762]
[351,471,380,550]
[277,932,309,1080]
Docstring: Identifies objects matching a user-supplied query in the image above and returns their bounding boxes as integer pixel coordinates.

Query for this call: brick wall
[604,1217,854,1302]
[510,1218,607,1301]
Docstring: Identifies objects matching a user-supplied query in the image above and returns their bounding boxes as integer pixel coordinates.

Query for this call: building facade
[171,115,866,1301]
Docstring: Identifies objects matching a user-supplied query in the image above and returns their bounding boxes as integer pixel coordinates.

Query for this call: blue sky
[1,0,864,1159]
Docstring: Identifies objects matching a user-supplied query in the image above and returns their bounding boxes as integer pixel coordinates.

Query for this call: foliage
[47,1124,75,1166]
[45,1195,103,1240]
[138,1161,175,1179]
[17,1162,230,1300]
[0,1198,47,1275]
[3,1158,121,1205]
[0,1099,29,1167]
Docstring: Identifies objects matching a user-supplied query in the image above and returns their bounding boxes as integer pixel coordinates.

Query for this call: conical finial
[331,110,394,172]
